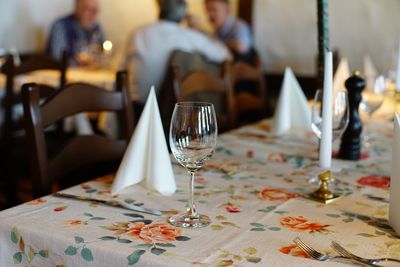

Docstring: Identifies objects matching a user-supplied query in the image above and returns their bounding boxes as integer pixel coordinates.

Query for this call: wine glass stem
[187,171,198,218]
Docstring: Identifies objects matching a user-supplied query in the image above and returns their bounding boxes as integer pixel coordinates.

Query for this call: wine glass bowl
[169,102,217,228]
[360,76,385,147]
[311,89,349,141]
[360,93,384,118]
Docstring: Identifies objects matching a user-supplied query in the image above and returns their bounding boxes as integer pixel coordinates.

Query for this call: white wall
[0,0,399,75]
[254,0,400,75]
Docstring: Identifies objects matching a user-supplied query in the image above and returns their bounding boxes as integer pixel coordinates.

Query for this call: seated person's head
[75,0,99,30]
[205,0,230,30]
[158,0,187,23]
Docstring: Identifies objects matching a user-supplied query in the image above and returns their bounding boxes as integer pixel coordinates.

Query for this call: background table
[0,68,130,135]
[0,119,395,266]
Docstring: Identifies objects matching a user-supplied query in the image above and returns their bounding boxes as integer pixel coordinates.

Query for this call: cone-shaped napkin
[364,55,378,91]
[111,87,176,196]
[333,58,350,94]
[272,67,311,135]
[389,113,400,234]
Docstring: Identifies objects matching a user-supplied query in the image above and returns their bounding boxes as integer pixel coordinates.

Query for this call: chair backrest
[22,71,134,197]
[173,62,236,131]
[230,59,267,117]
[159,50,228,135]
[1,52,68,138]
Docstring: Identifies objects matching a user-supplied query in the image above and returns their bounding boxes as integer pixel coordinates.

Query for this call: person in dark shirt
[46,0,104,66]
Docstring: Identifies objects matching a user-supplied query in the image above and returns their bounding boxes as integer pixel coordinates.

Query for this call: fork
[331,241,400,266]
[293,237,380,266]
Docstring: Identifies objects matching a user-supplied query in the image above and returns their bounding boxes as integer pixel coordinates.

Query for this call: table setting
[1,48,400,267]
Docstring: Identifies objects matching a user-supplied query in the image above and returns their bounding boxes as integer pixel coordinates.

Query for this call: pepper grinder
[338,71,365,160]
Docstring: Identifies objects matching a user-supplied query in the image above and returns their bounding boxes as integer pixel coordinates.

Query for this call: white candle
[396,41,400,92]
[319,51,333,170]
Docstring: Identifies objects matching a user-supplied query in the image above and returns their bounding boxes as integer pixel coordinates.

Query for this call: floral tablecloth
[0,119,396,267]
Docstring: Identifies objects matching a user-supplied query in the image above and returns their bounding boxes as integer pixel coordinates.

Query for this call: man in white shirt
[123,0,230,105]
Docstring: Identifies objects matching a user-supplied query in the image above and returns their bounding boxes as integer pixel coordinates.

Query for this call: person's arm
[47,22,68,60]
[186,29,231,62]
[228,22,252,55]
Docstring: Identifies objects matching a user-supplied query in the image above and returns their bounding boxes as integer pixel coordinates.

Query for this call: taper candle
[319,51,333,170]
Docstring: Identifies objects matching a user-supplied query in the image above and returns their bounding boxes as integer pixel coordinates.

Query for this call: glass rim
[175,101,214,108]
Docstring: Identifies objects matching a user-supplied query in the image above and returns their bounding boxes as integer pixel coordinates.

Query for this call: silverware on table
[331,241,400,266]
[364,194,389,203]
[53,192,162,216]
[293,237,382,266]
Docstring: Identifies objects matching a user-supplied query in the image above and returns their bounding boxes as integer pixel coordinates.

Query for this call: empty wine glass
[309,90,349,185]
[360,76,385,147]
[312,89,350,141]
[169,102,217,228]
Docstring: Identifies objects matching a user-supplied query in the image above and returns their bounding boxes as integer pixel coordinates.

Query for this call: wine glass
[360,76,385,146]
[169,102,217,228]
[309,90,349,184]
[312,89,350,141]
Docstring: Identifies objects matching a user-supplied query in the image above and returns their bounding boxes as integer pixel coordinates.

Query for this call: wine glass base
[168,213,211,228]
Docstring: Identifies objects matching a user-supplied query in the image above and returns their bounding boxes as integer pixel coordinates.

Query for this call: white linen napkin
[389,113,400,234]
[333,58,350,94]
[364,55,378,91]
[111,87,176,196]
[271,67,311,135]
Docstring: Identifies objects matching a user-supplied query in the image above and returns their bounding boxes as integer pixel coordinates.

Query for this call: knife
[364,194,389,203]
[53,192,162,216]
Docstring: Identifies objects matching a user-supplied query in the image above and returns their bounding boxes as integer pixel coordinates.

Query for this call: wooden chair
[0,53,68,206]
[173,62,236,132]
[22,71,134,198]
[230,53,267,124]
[159,50,232,135]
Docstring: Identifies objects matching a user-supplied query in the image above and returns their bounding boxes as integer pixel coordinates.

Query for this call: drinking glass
[309,90,349,185]
[169,102,217,228]
[360,76,385,146]
[311,89,349,141]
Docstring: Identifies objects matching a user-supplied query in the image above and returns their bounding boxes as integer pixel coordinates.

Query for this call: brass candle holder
[309,171,342,204]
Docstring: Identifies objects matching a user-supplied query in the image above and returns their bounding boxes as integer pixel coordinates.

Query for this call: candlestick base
[308,171,342,204]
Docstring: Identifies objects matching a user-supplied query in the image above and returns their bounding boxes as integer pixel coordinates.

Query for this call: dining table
[0,67,135,136]
[0,117,396,267]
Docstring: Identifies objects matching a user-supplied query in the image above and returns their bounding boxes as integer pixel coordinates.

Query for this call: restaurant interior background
[1,0,400,76]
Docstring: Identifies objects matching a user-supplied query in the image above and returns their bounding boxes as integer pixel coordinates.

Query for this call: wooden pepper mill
[338,71,365,160]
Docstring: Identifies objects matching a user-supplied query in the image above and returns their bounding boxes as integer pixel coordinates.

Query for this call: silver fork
[332,241,400,266]
[293,237,380,266]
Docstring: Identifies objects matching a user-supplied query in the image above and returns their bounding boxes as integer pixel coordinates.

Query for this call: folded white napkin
[364,55,378,91]
[272,67,311,135]
[111,87,176,196]
[333,58,350,94]
[389,113,400,234]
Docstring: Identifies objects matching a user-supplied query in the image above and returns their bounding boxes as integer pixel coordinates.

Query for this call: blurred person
[46,0,105,66]
[124,0,230,108]
[202,0,254,63]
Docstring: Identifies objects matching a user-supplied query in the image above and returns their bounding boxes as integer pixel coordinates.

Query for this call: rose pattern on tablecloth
[280,216,330,233]
[279,243,310,258]
[357,175,390,189]
[0,119,396,266]
[100,215,191,265]
[257,188,300,201]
